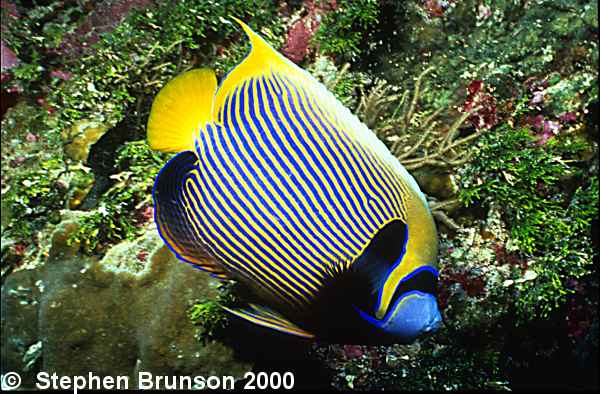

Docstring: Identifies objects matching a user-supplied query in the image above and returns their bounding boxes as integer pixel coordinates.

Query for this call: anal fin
[222,303,315,339]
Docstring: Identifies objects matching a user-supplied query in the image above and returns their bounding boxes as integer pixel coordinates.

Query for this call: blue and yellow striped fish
[147,19,441,344]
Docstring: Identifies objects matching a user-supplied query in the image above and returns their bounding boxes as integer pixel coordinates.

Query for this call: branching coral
[358,67,486,171]
[310,56,370,108]
[352,67,492,230]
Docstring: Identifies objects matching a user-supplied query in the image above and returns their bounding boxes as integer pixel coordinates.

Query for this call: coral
[1,40,19,69]
[315,339,510,390]
[359,67,487,171]
[62,120,110,162]
[282,15,316,64]
[376,0,598,104]
[437,206,517,326]
[281,0,337,64]
[347,67,487,230]
[1,0,598,391]
[308,55,370,107]
[1,217,252,389]
[463,80,498,131]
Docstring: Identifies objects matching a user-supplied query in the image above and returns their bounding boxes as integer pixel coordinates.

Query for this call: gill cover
[351,220,441,342]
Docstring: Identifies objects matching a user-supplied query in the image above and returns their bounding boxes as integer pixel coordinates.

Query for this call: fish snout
[421,303,442,334]
[381,291,443,342]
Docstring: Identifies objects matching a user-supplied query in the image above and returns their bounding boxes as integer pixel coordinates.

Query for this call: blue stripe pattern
[156,70,413,308]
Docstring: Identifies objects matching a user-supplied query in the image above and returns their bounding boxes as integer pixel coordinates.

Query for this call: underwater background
[1,0,598,391]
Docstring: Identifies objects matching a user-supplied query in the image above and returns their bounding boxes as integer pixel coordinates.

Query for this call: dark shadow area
[79,121,140,209]
[214,318,332,391]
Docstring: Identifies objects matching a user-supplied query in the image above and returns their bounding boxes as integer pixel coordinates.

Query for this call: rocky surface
[1,216,251,389]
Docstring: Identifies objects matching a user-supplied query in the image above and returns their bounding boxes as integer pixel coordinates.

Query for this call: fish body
[148,19,441,343]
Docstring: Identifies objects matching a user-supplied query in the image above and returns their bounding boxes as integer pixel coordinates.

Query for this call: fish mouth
[355,268,441,341]
[421,307,442,334]
[358,290,442,342]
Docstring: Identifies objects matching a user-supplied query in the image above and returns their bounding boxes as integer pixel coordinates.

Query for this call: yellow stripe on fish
[148,19,441,343]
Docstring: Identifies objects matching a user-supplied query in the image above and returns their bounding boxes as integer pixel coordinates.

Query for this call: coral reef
[313,0,379,62]
[1,215,252,389]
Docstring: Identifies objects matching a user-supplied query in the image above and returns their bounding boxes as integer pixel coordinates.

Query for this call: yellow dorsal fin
[213,18,295,115]
[147,68,217,152]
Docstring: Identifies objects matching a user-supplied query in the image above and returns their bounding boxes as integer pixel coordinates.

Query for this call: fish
[147,19,441,344]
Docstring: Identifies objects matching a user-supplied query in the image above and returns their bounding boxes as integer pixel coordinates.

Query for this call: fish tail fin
[147,68,217,153]
[153,150,231,279]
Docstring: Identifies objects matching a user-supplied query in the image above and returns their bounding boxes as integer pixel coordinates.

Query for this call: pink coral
[140,206,154,222]
[14,243,26,256]
[422,0,452,18]
[342,345,363,359]
[9,156,25,167]
[559,112,577,122]
[525,115,563,145]
[1,41,20,70]
[0,0,19,19]
[463,80,498,130]
[281,0,338,64]
[531,90,544,105]
[282,18,318,64]
[135,205,154,227]
[137,250,149,262]
[50,70,73,81]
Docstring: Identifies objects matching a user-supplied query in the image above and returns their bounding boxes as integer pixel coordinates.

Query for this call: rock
[63,120,110,162]
[412,167,459,201]
[1,218,252,389]
[1,266,43,386]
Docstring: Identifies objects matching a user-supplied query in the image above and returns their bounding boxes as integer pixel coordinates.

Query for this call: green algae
[66,140,168,255]
[313,0,379,62]
[459,126,598,318]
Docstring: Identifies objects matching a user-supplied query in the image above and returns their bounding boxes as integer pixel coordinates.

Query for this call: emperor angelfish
[147,19,441,344]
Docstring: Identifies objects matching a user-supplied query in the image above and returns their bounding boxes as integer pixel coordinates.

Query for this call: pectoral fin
[222,303,315,339]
